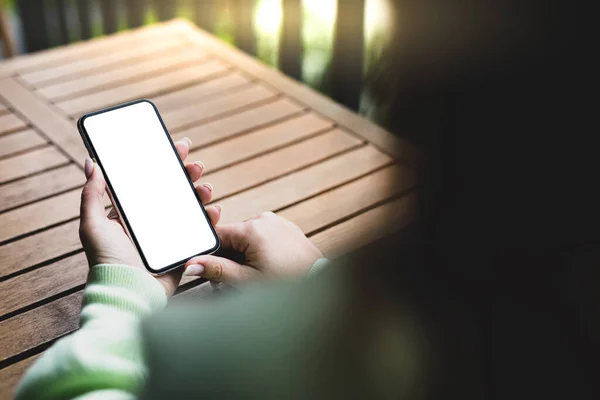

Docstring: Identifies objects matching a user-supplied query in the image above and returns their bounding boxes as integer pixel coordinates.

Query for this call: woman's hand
[182,211,323,287]
[79,137,221,297]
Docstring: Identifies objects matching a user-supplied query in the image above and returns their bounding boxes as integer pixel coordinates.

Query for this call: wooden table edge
[168,19,418,167]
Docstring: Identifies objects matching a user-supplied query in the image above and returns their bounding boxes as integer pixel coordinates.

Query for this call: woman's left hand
[79,137,221,297]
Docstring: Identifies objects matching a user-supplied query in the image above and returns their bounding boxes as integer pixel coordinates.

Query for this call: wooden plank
[0,78,88,163]
[0,21,183,77]
[172,98,303,148]
[57,60,231,117]
[0,147,69,184]
[205,130,363,200]
[180,148,396,289]
[0,220,80,278]
[0,292,82,363]
[0,355,41,400]
[163,84,278,132]
[39,49,208,101]
[0,165,84,213]
[21,37,187,87]
[189,112,334,173]
[0,253,87,317]
[278,164,416,234]
[311,194,416,259]
[0,113,27,136]
[0,129,47,159]
[173,19,415,164]
[180,164,409,289]
[0,131,357,275]
[152,72,251,112]
[0,189,82,243]
[218,145,393,224]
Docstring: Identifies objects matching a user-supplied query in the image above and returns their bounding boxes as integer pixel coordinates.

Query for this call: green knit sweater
[15,261,330,400]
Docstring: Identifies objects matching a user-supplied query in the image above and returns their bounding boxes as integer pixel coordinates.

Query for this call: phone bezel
[77,99,220,275]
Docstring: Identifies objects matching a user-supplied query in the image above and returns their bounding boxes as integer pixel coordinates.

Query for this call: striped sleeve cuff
[307,258,329,277]
[83,264,168,318]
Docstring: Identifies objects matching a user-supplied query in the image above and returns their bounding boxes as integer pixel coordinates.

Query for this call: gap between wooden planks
[0,191,415,376]
[0,129,361,243]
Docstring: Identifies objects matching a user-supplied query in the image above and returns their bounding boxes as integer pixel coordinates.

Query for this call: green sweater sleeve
[15,265,167,400]
[16,259,328,400]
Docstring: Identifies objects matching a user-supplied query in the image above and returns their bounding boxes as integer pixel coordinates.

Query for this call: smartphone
[77,99,219,274]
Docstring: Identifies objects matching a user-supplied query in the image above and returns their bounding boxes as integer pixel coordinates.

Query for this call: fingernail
[193,160,205,171]
[84,158,94,178]
[203,183,213,191]
[183,137,192,148]
[214,204,222,213]
[183,264,204,276]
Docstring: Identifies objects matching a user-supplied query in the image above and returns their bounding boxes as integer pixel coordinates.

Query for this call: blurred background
[0,0,395,132]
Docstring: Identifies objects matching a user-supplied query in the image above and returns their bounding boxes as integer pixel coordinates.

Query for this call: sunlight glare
[254,0,283,36]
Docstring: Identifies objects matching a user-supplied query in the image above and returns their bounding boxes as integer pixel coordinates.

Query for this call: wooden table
[0,19,416,397]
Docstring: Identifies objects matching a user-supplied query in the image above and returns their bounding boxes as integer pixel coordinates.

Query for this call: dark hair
[356,1,594,397]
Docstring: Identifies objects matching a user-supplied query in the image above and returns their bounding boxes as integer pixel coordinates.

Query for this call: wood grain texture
[180,166,411,291]
[0,20,181,76]
[152,72,251,112]
[0,146,69,184]
[278,164,416,234]
[0,291,82,363]
[0,165,84,213]
[172,98,303,148]
[0,220,79,277]
[0,189,82,243]
[57,60,231,117]
[0,78,88,163]
[39,49,208,101]
[0,354,41,400]
[0,253,87,317]
[0,113,27,135]
[0,131,359,276]
[162,84,278,132]
[20,37,187,87]
[205,129,363,201]
[218,146,393,224]
[0,21,419,383]
[189,112,334,173]
[172,19,416,165]
[0,129,47,159]
[311,194,417,258]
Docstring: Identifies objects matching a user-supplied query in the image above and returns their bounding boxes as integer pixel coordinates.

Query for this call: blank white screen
[83,101,217,271]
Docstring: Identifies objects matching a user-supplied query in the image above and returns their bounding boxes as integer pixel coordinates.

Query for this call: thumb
[80,158,107,223]
[183,255,261,286]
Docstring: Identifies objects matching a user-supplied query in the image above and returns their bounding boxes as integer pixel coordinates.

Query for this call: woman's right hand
[182,211,323,287]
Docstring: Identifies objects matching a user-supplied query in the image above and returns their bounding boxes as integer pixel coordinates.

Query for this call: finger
[80,158,107,223]
[185,161,204,182]
[195,182,213,205]
[174,137,192,161]
[214,223,250,253]
[182,255,260,286]
[205,204,222,225]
